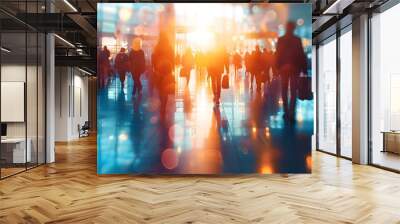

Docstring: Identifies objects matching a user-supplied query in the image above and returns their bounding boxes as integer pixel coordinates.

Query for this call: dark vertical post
[44,1,47,164]
[25,0,28,171]
[36,0,39,167]
[367,10,372,165]
[316,44,320,150]
[336,25,341,157]
[0,13,2,179]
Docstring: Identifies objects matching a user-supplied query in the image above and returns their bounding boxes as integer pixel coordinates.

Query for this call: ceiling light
[322,0,355,15]
[54,34,75,48]
[1,47,11,53]
[63,0,78,12]
[78,67,93,76]
[322,0,341,14]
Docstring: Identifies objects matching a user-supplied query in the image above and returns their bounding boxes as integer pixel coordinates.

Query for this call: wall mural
[97,3,313,174]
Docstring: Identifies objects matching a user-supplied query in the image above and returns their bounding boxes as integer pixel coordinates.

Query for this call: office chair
[78,121,90,138]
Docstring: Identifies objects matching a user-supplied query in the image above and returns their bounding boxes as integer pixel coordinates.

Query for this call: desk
[1,138,31,163]
[382,131,400,154]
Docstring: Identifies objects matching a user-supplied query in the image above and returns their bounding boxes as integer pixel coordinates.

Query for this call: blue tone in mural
[97,3,313,174]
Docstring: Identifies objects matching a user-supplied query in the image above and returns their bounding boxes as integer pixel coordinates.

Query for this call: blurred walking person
[244,51,251,77]
[233,51,242,78]
[248,50,256,89]
[129,38,146,96]
[181,48,194,86]
[195,51,202,77]
[114,47,129,90]
[252,45,264,92]
[195,51,207,80]
[262,47,276,86]
[152,32,175,120]
[275,22,307,121]
[98,46,111,89]
[175,53,182,67]
[207,46,229,106]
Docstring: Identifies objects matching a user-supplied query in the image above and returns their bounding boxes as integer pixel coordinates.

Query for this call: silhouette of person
[248,49,257,89]
[205,50,213,82]
[152,31,175,120]
[98,46,111,89]
[207,45,229,106]
[252,45,264,92]
[181,48,194,86]
[114,47,129,90]
[199,51,208,79]
[245,51,251,77]
[261,46,276,86]
[195,51,202,77]
[233,51,242,77]
[129,38,146,96]
[275,22,307,121]
[175,53,182,67]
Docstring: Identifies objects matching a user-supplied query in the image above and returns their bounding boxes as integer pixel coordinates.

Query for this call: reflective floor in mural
[98,69,313,174]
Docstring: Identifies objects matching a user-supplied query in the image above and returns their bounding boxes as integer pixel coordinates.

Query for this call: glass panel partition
[371,4,400,171]
[0,1,46,179]
[317,37,337,154]
[339,29,352,158]
[1,30,28,177]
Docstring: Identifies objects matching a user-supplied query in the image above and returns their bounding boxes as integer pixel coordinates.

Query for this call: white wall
[54,67,89,141]
[71,73,89,139]
[55,66,69,141]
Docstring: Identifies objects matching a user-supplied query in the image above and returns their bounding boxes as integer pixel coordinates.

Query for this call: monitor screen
[1,123,7,137]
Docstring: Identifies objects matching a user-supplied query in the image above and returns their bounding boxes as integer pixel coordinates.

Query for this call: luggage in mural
[298,76,313,100]
[222,74,229,89]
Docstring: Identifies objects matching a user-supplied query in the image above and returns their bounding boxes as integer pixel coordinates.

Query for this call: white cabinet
[1,138,32,163]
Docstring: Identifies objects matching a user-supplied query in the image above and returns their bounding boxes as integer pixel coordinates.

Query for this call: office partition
[0,0,47,179]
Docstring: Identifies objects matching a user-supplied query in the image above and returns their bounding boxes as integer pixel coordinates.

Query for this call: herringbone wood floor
[1,136,400,224]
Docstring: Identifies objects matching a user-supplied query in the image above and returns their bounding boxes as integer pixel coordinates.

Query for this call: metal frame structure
[0,0,47,180]
[366,0,400,173]
[315,18,353,161]
[314,0,400,172]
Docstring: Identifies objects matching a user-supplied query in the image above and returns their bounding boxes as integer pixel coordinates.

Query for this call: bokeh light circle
[168,124,184,142]
[161,148,179,170]
[297,18,304,26]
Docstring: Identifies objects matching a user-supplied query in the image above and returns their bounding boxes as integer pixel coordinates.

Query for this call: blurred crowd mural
[97,3,313,175]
